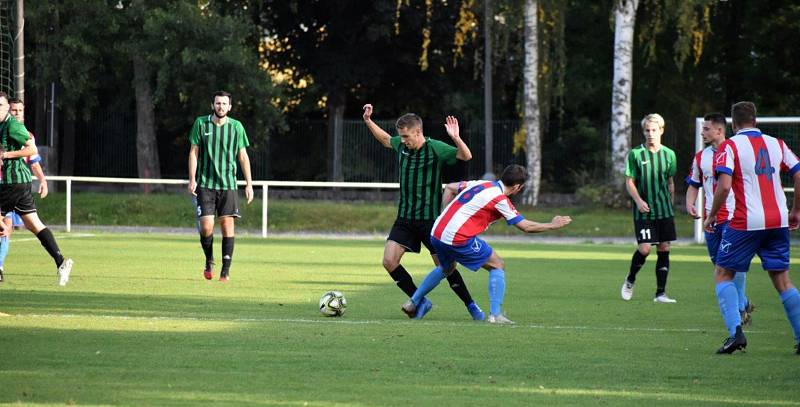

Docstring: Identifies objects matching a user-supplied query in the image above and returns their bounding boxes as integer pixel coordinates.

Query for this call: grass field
[1,233,800,406]
[33,191,696,237]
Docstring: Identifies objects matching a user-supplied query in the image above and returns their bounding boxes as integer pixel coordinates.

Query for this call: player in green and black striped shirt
[188,91,254,282]
[621,113,678,304]
[0,91,73,286]
[363,103,484,320]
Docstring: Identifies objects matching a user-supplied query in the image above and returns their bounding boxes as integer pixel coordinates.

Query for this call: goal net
[0,0,16,95]
[692,116,800,243]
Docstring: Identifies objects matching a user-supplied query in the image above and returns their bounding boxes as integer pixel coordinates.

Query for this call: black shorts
[387,218,436,254]
[0,183,37,216]
[196,187,240,218]
[633,217,676,244]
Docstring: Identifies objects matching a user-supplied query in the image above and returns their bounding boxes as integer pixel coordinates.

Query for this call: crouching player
[401,164,572,323]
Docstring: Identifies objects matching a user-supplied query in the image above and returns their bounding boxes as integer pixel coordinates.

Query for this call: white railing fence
[47,176,399,238]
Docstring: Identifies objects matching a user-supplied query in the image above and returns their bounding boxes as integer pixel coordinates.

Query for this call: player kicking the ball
[402,164,572,323]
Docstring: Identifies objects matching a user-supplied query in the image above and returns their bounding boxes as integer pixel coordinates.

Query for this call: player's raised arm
[362,104,392,148]
[444,116,471,161]
[514,215,572,234]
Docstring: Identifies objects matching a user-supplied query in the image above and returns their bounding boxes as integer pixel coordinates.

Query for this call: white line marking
[11,233,95,243]
[10,313,773,334]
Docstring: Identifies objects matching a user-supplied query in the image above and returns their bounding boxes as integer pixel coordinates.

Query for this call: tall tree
[521,0,541,205]
[610,0,639,185]
[25,0,282,181]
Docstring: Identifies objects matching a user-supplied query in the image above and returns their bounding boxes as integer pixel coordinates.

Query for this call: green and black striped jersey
[189,115,250,190]
[625,144,677,220]
[0,115,33,185]
[390,136,457,220]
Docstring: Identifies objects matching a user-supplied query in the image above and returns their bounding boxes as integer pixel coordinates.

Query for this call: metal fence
[68,114,522,182]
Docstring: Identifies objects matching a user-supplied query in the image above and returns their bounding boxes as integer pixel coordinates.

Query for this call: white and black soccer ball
[319,291,347,317]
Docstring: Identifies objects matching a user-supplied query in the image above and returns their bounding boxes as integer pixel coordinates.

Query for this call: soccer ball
[319,291,347,317]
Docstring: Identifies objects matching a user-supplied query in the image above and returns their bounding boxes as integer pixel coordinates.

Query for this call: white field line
[11,233,95,243]
[9,312,774,334]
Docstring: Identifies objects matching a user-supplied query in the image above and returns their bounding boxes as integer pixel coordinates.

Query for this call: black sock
[221,237,234,274]
[446,269,474,306]
[390,265,418,297]
[36,228,64,267]
[626,250,648,283]
[655,251,670,296]
[200,234,214,266]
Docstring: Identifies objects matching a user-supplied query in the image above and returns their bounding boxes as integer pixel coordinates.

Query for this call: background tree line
[18,0,800,199]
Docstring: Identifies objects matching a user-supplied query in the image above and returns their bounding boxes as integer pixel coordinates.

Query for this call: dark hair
[703,112,726,128]
[0,91,8,102]
[499,164,528,187]
[212,90,232,103]
[731,101,757,128]
[395,113,423,130]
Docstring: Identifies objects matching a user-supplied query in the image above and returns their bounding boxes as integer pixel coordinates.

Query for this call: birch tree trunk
[610,0,639,185]
[522,0,540,206]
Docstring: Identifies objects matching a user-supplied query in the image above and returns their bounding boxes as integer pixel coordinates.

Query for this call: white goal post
[693,116,800,243]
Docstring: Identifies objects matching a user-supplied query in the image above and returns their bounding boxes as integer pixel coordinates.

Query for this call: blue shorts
[431,236,493,271]
[3,211,23,227]
[715,227,790,273]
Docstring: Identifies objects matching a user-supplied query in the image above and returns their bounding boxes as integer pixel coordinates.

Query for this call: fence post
[66,178,72,233]
[262,184,268,238]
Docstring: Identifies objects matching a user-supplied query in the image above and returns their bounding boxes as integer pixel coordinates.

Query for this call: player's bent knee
[383,258,399,272]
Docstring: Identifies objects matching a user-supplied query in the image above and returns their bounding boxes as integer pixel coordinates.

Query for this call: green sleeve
[389,136,401,151]
[624,150,637,178]
[429,139,457,165]
[236,121,250,150]
[189,118,202,146]
[9,120,29,148]
[667,149,677,177]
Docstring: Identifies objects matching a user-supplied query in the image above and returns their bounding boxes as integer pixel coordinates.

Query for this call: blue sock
[410,267,445,306]
[0,236,9,268]
[715,281,741,336]
[488,269,506,316]
[733,272,748,311]
[779,287,800,342]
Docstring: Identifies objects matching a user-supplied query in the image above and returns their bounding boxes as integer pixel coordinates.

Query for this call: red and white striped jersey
[686,146,734,223]
[714,128,800,230]
[432,180,524,246]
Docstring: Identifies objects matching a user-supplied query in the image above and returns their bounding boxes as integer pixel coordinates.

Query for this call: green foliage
[25,0,283,146]
[574,182,630,209]
[1,236,799,405]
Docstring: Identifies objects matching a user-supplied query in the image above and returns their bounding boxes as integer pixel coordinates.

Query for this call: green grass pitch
[1,233,799,406]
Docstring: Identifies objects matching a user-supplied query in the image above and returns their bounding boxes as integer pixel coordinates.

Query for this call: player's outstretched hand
[363,104,373,121]
[444,116,460,140]
[550,215,572,229]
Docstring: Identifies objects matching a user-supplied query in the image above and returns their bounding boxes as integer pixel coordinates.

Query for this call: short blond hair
[641,113,665,131]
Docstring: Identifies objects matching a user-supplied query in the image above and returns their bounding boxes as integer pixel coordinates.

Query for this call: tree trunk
[522,0,540,206]
[132,54,163,192]
[610,0,639,186]
[327,89,345,182]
